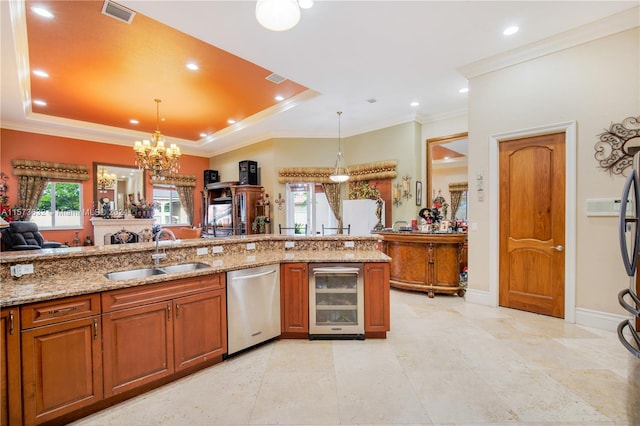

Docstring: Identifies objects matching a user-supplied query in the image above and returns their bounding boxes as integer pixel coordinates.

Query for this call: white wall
[467,27,639,326]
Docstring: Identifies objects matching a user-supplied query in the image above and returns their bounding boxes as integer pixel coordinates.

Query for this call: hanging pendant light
[329,111,349,183]
[133,99,181,179]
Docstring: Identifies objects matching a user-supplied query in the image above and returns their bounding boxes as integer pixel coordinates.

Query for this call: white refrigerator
[342,199,384,236]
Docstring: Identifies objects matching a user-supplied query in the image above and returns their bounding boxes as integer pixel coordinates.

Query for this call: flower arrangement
[130,199,160,218]
[348,181,381,200]
[251,215,270,233]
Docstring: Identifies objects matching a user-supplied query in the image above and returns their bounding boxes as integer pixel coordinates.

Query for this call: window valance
[278,161,397,183]
[448,182,468,192]
[12,159,89,181]
[150,174,196,187]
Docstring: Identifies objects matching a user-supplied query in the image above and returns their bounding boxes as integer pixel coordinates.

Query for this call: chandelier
[133,99,181,179]
[329,111,349,183]
[97,167,117,190]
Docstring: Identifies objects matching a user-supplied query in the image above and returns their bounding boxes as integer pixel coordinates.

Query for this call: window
[32,182,82,229]
[285,183,336,235]
[152,186,188,225]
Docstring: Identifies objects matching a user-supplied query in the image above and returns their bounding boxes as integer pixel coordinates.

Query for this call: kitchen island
[0,234,390,425]
[379,231,467,297]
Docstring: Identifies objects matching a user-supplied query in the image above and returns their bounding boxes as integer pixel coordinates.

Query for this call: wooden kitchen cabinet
[280,263,309,338]
[364,262,390,337]
[1,308,21,426]
[102,274,226,396]
[20,294,102,425]
[234,185,263,235]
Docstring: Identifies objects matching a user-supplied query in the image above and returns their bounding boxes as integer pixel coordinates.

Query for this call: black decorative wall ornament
[594,116,640,175]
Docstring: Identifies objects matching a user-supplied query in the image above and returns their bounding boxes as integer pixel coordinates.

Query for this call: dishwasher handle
[313,267,360,275]
[231,269,277,280]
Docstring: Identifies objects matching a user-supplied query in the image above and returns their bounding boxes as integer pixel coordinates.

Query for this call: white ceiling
[2,1,638,157]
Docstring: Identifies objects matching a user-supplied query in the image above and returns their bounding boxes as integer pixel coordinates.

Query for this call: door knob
[551,245,564,252]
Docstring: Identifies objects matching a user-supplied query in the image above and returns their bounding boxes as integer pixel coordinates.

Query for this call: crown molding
[458,6,640,79]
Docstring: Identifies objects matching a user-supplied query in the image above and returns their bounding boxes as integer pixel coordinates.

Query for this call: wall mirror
[426,132,468,220]
[93,163,145,217]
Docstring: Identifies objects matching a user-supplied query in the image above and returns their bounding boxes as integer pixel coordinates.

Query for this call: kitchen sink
[160,262,211,273]
[105,267,166,280]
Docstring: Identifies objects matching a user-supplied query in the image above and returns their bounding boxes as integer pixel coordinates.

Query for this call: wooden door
[173,290,227,371]
[102,302,174,397]
[280,263,309,337]
[364,263,390,336]
[21,316,102,425]
[1,309,21,426]
[499,132,565,318]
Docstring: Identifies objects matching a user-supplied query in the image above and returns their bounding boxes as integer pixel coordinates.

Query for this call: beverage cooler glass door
[309,264,364,336]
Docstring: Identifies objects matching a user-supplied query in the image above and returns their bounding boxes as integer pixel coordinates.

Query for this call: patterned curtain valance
[151,173,196,187]
[278,161,397,183]
[448,181,468,192]
[12,159,89,181]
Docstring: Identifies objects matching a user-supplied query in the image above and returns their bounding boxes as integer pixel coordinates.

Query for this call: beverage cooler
[308,263,364,338]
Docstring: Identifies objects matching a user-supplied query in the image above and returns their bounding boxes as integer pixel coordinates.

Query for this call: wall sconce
[393,183,403,207]
[275,192,286,210]
[402,174,412,200]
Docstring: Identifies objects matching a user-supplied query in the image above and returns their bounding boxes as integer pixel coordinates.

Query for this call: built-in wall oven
[309,263,364,338]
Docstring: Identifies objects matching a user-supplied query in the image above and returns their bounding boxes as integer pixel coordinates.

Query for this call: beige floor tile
[70,289,638,426]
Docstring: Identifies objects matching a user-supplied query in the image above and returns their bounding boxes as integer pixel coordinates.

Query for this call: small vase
[72,231,80,247]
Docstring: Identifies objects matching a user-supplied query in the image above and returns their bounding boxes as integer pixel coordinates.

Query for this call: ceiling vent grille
[101,1,135,24]
[265,73,287,84]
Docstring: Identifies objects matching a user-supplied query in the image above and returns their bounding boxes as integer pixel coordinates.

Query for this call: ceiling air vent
[265,73,287,84]
[101,0,135,24]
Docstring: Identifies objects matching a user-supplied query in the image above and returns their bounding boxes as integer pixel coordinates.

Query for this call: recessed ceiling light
[410,101,419,107]
[32,69,49,78]
[503,26,519,36]
[199,132,207,138]
[33,99,47,106]
[186,62,199,71]
[459,87,469,94]
[227,119,236,124]
[130,119,139,124]
[444,156,450,160]
[31,6,54,18]
[275,95,284,101]
[298,0,314,9]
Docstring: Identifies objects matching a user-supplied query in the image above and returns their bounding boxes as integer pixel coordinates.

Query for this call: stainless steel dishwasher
[226,264,281,355]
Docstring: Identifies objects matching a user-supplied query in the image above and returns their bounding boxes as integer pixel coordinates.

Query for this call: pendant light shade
[329,111,349,183]
[255,0,300,31]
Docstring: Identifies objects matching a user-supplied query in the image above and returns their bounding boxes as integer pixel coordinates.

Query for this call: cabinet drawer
[102,274,225,313]
[21,293,101,329]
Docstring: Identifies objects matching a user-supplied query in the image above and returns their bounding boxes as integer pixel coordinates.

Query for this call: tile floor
[72,289,640,425]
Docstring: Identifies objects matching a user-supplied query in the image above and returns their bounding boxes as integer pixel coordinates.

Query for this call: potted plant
[252,215,270,233]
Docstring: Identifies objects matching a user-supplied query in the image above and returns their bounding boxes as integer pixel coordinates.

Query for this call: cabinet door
[280,263,309,337]
[364,263,390,335]
[173,290,227,371]
[21,316,102,425]
[102,302,174,397]
[1,309,21,426]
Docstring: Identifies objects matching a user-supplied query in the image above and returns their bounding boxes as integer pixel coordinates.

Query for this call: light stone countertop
[0,234,389,308]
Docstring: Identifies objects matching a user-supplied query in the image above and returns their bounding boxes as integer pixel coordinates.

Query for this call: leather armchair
[0,221,68,251]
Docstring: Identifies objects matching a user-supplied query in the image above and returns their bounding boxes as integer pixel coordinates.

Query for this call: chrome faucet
[152,228,176,267]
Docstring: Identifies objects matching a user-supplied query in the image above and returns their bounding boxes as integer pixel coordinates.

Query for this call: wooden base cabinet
[20,295,103,425]
[102,274,226,397]
[1,309,21,426]
[280,263,309,338]
[364,263,390,337]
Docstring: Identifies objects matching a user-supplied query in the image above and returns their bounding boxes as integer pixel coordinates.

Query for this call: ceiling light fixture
[33,99,47,106]
[503,26,519,36]
[31,6,54,18]
[255,0,300,31]
[186,62,199,71]
[97,167,117,190]
[133,99,181,179]
[459,87,469,94]
[329,111,349,183]
[33,69,49,78]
